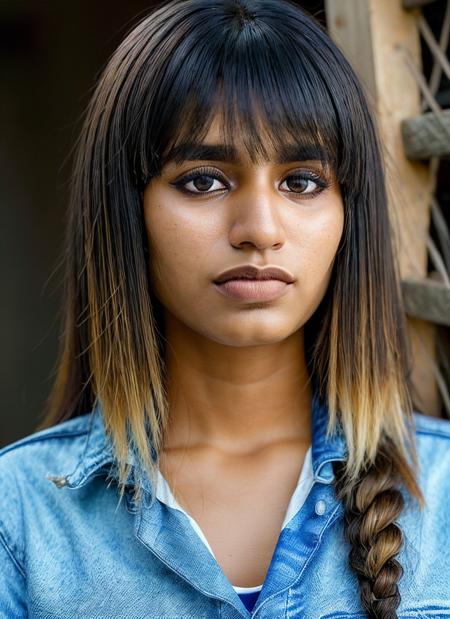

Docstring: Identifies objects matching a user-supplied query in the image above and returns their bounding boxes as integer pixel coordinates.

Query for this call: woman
[1,1,449,617]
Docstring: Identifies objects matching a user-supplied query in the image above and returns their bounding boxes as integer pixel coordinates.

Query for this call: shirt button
[315,499,326,515]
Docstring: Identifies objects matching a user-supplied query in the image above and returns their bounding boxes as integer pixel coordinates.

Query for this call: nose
[228,178,286,251]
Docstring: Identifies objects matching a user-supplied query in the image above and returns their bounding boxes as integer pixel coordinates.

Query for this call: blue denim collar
[49,389,348,491]
[310,389,348,482]
[47,403,119,490]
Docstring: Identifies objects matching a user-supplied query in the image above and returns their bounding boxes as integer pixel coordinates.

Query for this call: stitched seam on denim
[0,429,89,458]
[62,412,99,483]
[0,524,26,578]
[252,500,342,616]
[137,519,243,611]
[413,414,450,439]
[284,587,291,619]
[415,428,450,439]
[77,410,96,465]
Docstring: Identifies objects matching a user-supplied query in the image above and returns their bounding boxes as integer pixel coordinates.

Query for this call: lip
[213,278,291,302]
[213,264,295,284]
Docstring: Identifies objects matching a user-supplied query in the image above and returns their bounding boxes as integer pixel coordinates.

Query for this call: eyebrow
[163,141,331,166]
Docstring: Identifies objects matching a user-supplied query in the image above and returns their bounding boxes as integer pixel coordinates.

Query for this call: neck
[162,311,312,453]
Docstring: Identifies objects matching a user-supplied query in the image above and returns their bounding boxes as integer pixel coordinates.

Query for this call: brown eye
[191,175,216,192]
[172,168,229,195]
[280,171,328,196]
[285,176,310,193]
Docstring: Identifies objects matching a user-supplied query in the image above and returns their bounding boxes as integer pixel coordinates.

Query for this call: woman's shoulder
[399,412,450,599]
[0,413,92,482]
[408,411,450,509]
[411,410,450,475]
[1,408,448,487]
[412,409,450,439]
[412,408,450,453]
[0,409,114,499]
[0,414,94,563]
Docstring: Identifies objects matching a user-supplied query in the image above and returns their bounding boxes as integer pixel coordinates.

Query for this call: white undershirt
[155,445,314,594]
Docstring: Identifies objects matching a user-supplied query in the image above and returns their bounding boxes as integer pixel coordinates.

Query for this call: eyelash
[171,166,330,198]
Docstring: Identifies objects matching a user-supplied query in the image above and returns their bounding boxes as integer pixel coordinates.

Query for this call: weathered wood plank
[401,109,450,159]
[326,0,440,414]
[402,278,450,326]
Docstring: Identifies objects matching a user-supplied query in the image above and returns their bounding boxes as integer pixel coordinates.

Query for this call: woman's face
[143,116,344,347]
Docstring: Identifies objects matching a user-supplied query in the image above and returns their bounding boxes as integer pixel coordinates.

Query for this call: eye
[279,171,329,196]
[170,166,330,197]
[171,167,229,195]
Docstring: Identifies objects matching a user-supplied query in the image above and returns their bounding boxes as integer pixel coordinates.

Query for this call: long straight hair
[38,1,425,616]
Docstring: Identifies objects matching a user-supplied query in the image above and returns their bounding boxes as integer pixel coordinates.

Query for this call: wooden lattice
[326,0,450,419]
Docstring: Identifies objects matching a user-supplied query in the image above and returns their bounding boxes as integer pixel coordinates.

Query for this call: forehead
[195,114,275,161]
[162,112,333,167]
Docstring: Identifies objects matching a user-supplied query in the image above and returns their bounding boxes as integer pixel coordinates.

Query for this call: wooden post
[325,0,440,415]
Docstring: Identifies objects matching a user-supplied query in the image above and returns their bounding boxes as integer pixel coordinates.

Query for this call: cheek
[301,216,343,272]
[291,201,344,313]
[143,194,213,300]
[299,192,344,266]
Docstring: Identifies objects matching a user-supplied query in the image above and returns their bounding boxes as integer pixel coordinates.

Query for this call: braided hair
[333,438,422,618]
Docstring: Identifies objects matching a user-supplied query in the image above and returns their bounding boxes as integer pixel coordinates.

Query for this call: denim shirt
[1,394,449,619]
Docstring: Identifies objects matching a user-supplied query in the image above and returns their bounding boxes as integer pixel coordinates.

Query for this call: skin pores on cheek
[142,165,344,348]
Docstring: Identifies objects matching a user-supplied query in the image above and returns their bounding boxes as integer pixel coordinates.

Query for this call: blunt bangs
[131,0,347,188]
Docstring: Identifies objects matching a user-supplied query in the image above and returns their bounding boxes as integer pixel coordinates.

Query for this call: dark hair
[38,1,425,617]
